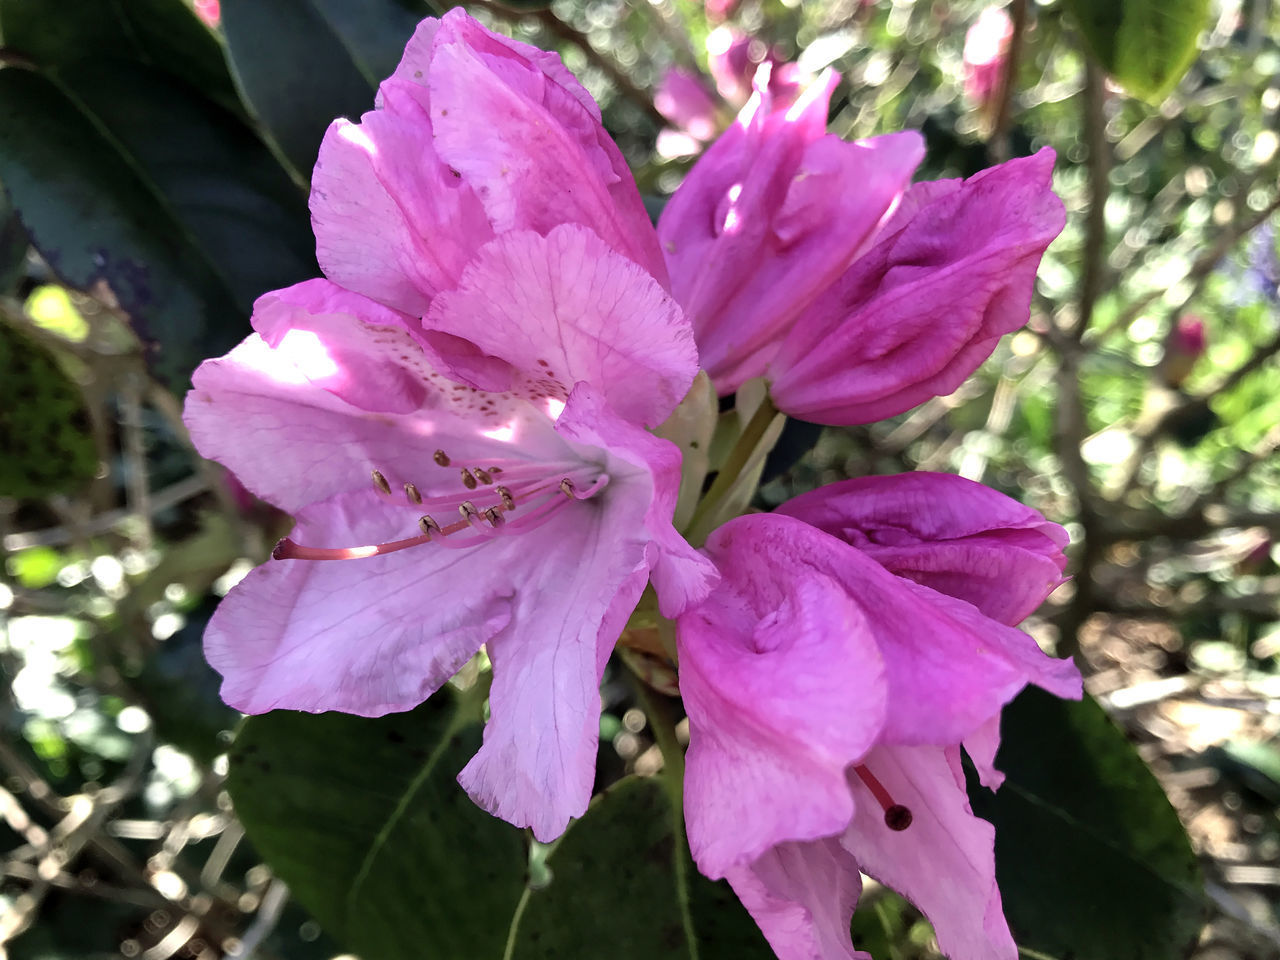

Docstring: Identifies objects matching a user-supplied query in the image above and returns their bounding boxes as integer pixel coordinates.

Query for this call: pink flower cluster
[185,11,1077,959]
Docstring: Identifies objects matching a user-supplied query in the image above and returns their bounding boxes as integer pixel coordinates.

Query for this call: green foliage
[220,0,433,177]
[228,697,771,959]
[0,0,241,112]
[0,321,96,497]
[511,777,773,959]
[1062,0,1210,101]
[969,689,1206,960]
[227,692,529,960]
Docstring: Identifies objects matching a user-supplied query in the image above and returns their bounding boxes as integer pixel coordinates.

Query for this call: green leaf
[1062,0,1210,101]
[968,688,1206,960]
[0,192,28,295]
[220,0,430,177]
[0,0,241,114]
[226,694,528,960]
[59,59,316,311]
[508,777,774,959]
[0,66,313,384]
[0,321,97,498]
[228,697,772,960]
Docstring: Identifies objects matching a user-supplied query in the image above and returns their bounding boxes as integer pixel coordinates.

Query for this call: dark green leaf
[0,192,29,294]
[0,0,241,114]
[0,322,97,497]
[1062,0,1210,101]
[226,694,528,960]
[59,59,316,311]
[509,777,774,960]
[0,67,313,385]
[968,688,1206,960]
[220,0,429,177]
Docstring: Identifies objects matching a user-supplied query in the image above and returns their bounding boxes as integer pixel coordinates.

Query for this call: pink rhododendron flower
[1158,313,1207,388]
[676,474,1081,959]
[193,0,219,28]
[706,26,801,108]
[184,10,716,842]
[655,68,721,158]
[963,6,1014,109]
[659,70,1065,424]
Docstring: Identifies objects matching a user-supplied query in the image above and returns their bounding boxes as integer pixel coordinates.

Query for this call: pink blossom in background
[706,26,800,107]
[184,10,716,842]
[193,0,219,27]
[704,0,741,21]
[655,68,721,158]
[659,68,1065,424]
[963,6,1013,108]
[677,475,1081,959]
[1158,313,1207,388]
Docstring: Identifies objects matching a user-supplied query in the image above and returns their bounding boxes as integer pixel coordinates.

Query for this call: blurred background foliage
[0,0,1278,957]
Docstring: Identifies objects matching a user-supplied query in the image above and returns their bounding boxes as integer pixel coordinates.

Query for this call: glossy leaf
[968,688,1206,960]
[1062,0,1210,101]
[0,66,314,385]
[0,0,241,114]
[226,693,528,960]
[509,777,774,960]
[220,0,430,177]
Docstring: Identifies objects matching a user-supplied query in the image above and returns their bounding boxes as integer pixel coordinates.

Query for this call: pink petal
[427,11,667,283]
[309,82,493,315]
[659,68,923,391]
[689,514,1079,749]
[424,226,698,428]
[776,472,1069,625]
[205,489,511,716]
[655,68,720,141]
[842,744,1017,960]
[678,517,888,877]
[249,279,427,414]
[769,149,1065,424]
[184,326,567,514]
[457,386,691,840]
[553,384,718,618]
[725,839,870,960]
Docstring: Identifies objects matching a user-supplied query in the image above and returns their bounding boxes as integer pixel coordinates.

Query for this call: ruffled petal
[457,386,680,840]
[659,68,922,390]
[426,10,667,282]
[309,83,493,315]
[691,514,1078,749]
[424,226,698,427]
[553,384,717,618]
[678,516,888,877]
[776,472,1068,625]
[769,149,1065,424]
[205,489,510,716]
[185,320,570,514]
[725,839,870,960]
[843,744,1017,960]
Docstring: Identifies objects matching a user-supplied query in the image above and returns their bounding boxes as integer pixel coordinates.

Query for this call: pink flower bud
[1159,314,1207,387]
[963,6,1013,108]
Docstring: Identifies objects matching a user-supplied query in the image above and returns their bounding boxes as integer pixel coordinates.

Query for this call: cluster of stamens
[273,447,608,562]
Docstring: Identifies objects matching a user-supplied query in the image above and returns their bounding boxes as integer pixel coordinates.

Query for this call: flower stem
[628,663,685,807]
[685,393,781,545]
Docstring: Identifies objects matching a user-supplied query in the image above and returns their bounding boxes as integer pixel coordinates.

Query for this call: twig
[1075,56,1110,339]
[987,0,1028,164]
[1,473,210,551]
